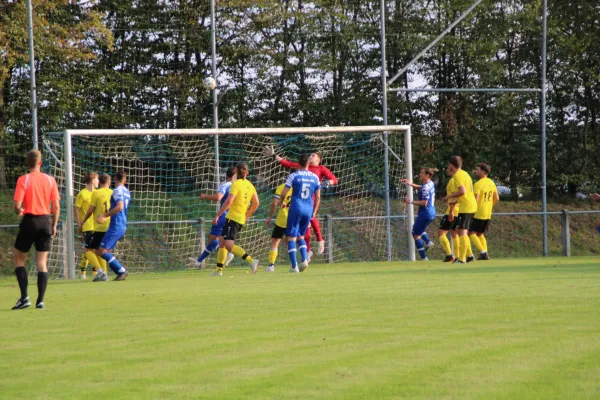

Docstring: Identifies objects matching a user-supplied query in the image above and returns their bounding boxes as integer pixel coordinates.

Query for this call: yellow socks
[439,235,452,256]
[268,249,278,265]
[466,236,473,258]
[480,235,488,252]
[452,235,460,259]
[98,256,107,273]
[85,250,101,270]
[216,248,228,266]
[231,245,253,265]
[459,235,469,261]
[469,234,485,253]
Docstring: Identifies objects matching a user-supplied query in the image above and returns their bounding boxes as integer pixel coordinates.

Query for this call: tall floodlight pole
[541,0,548,256]
[26,0,38,150]
[210,0,220,194]
[379,0,393,261]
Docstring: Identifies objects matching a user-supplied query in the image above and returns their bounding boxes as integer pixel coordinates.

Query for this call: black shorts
[222,219,243,241]
[469,218,490,234]
[439,215,458,231]
[88,231,106,250]
[83,231,94,248]
[456,213,475,230]
[14,214,52,252]
[271,224,286,239]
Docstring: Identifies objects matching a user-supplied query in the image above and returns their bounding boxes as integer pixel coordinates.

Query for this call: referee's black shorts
[15,214,52,252]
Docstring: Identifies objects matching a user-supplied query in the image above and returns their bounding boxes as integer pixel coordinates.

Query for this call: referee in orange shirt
[12,150,60,310]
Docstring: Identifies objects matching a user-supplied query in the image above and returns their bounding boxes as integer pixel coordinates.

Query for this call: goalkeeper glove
[263,145,276,158]
[321,180,331,188]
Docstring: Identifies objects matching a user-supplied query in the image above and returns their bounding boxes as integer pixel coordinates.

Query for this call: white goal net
[41,126,413,278]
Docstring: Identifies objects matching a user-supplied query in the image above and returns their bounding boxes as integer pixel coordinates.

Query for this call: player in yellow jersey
[264,170,295,272]
[75,172,99,278]
[81,174,113,281]
[212,163,260,275]
[442,156,478,264]
[468,163,499,260]
[438,171,460,262]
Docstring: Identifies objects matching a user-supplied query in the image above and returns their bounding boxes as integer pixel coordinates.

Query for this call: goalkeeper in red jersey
[265,146,338,258]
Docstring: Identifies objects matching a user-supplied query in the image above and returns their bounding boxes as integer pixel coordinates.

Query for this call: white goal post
[58,125,414,279]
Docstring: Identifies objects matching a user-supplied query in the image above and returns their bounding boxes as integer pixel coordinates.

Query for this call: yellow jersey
[452,169,478,214]
[90,187,113,232]
[474,177,498,220]
[274,183,292,228]
[75,188,94,232]
[444,177,460,217]
[227,179,257,225]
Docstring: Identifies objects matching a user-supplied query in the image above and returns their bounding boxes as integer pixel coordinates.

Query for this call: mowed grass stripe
[0,257,598,399]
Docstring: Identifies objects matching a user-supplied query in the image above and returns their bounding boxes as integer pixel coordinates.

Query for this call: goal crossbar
[59,125,414,279]
[63,125,410,136]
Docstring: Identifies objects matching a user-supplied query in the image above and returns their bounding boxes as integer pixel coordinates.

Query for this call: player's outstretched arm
[264,145,301,169]
[401,178,421,189]
[591,193,600,200]
[200,192,224,202]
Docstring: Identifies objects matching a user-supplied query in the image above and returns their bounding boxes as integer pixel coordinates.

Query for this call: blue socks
[101,252,126,274]
[287,241,297,269]
[197,239,219,263]
[415,238,426,259]
[297,238,308,262]
[597,225,600,235]
[421,233,431,245]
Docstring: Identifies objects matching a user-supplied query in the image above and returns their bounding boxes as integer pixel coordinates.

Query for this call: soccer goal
[42,126,414,279]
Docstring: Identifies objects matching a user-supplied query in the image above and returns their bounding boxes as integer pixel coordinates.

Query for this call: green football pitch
[1,257,599,399]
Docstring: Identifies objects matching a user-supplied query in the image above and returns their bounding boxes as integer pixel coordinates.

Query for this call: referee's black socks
[37,272,48,305]
[14,266,28,300]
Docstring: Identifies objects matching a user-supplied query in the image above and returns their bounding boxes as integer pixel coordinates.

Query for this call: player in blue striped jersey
[96,171,131,281]
[278,154,321,273]
[189,167,237,269]
[402,168,438,261]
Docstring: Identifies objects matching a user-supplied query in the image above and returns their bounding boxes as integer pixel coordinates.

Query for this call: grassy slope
[0,258,599,399]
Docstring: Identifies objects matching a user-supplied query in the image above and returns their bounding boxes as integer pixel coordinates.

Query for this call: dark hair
[477,162,491,175]
[290,168,298,173]
[226,166,236,178]
[99,174,111,185]
[299,154,311,168]
[421,167,438,177]
[26,150,42,169]
[449,155,462,169]
[84,172,98,184]
[114,171,126,182]
[236,163,249,178]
